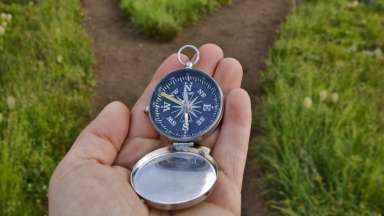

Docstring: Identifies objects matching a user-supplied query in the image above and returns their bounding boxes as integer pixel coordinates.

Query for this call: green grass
[255,0,384,215]
[120,0,231,40]
[0,0,93,215]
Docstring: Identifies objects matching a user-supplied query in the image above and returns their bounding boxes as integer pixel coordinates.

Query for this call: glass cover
[148,68,223,142]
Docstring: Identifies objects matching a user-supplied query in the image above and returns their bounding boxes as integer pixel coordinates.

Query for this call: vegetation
[255,0,384,215]
[0,0,93,215]
[120,0,231,40]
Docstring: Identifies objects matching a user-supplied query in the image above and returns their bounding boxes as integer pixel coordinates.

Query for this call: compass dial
[148,69,223,142]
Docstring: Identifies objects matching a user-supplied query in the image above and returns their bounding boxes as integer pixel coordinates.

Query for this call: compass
[148,68,223,142]
[131,45,224,210]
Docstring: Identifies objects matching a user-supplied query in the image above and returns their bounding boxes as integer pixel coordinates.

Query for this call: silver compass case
[130,45,224,210]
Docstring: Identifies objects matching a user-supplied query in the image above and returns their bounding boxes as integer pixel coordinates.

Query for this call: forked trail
[82,0,292,215]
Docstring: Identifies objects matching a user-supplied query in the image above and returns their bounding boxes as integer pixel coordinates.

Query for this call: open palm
[49,44,252,216]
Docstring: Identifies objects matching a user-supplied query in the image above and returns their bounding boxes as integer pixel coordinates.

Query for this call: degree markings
[151,73,221,138]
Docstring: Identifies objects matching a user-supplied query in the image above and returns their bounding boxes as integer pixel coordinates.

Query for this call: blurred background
[0,0,383,215]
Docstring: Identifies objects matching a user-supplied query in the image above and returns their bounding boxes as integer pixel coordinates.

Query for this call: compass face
[149,69,223,142]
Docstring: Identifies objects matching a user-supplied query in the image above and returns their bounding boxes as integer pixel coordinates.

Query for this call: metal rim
[177,45,200,68]
[147,68,224,143]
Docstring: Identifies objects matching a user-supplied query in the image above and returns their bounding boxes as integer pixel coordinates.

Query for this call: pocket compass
[131,45,224,210]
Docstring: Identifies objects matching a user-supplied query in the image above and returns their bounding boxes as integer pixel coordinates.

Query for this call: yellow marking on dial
[160,92,184,106]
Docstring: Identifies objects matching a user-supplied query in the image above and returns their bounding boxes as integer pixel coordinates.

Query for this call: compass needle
[183,112,189,131]
[160,92,184,106]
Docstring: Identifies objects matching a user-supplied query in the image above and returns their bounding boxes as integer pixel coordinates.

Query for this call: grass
[120,0,231,40]
[255,0,384,215]
[0,0,93,215]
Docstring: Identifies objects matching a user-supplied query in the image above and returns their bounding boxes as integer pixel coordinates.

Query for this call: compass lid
[130,146,218,210]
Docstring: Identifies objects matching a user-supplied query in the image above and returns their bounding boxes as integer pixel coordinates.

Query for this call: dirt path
[82,0,291,215]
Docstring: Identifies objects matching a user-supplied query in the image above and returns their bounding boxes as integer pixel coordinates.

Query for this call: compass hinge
[171,142,194,151]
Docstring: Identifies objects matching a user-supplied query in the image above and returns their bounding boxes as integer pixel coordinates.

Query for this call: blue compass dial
[149,69,223,142]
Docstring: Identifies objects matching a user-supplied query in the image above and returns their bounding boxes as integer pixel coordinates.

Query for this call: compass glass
[149,69,223,141]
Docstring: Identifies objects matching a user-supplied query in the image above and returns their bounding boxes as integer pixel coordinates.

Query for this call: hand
[49,44,252,216]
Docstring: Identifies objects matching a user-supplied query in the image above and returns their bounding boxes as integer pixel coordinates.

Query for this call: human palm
[49,44,252,216]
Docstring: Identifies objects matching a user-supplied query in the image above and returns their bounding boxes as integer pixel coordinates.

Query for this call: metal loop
[177,45,200,68]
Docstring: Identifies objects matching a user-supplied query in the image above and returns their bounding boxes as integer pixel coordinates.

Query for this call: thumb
[65,101,130,165]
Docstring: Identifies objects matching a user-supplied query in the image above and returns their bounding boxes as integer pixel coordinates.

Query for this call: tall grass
[0,1,93,215]
[255,0,384,215]
[120,0,231,40]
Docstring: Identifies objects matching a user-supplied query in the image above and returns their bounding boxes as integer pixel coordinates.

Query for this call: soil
[82,0,292,215]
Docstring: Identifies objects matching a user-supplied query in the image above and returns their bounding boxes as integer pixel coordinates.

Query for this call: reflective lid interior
[131,151,217,205]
